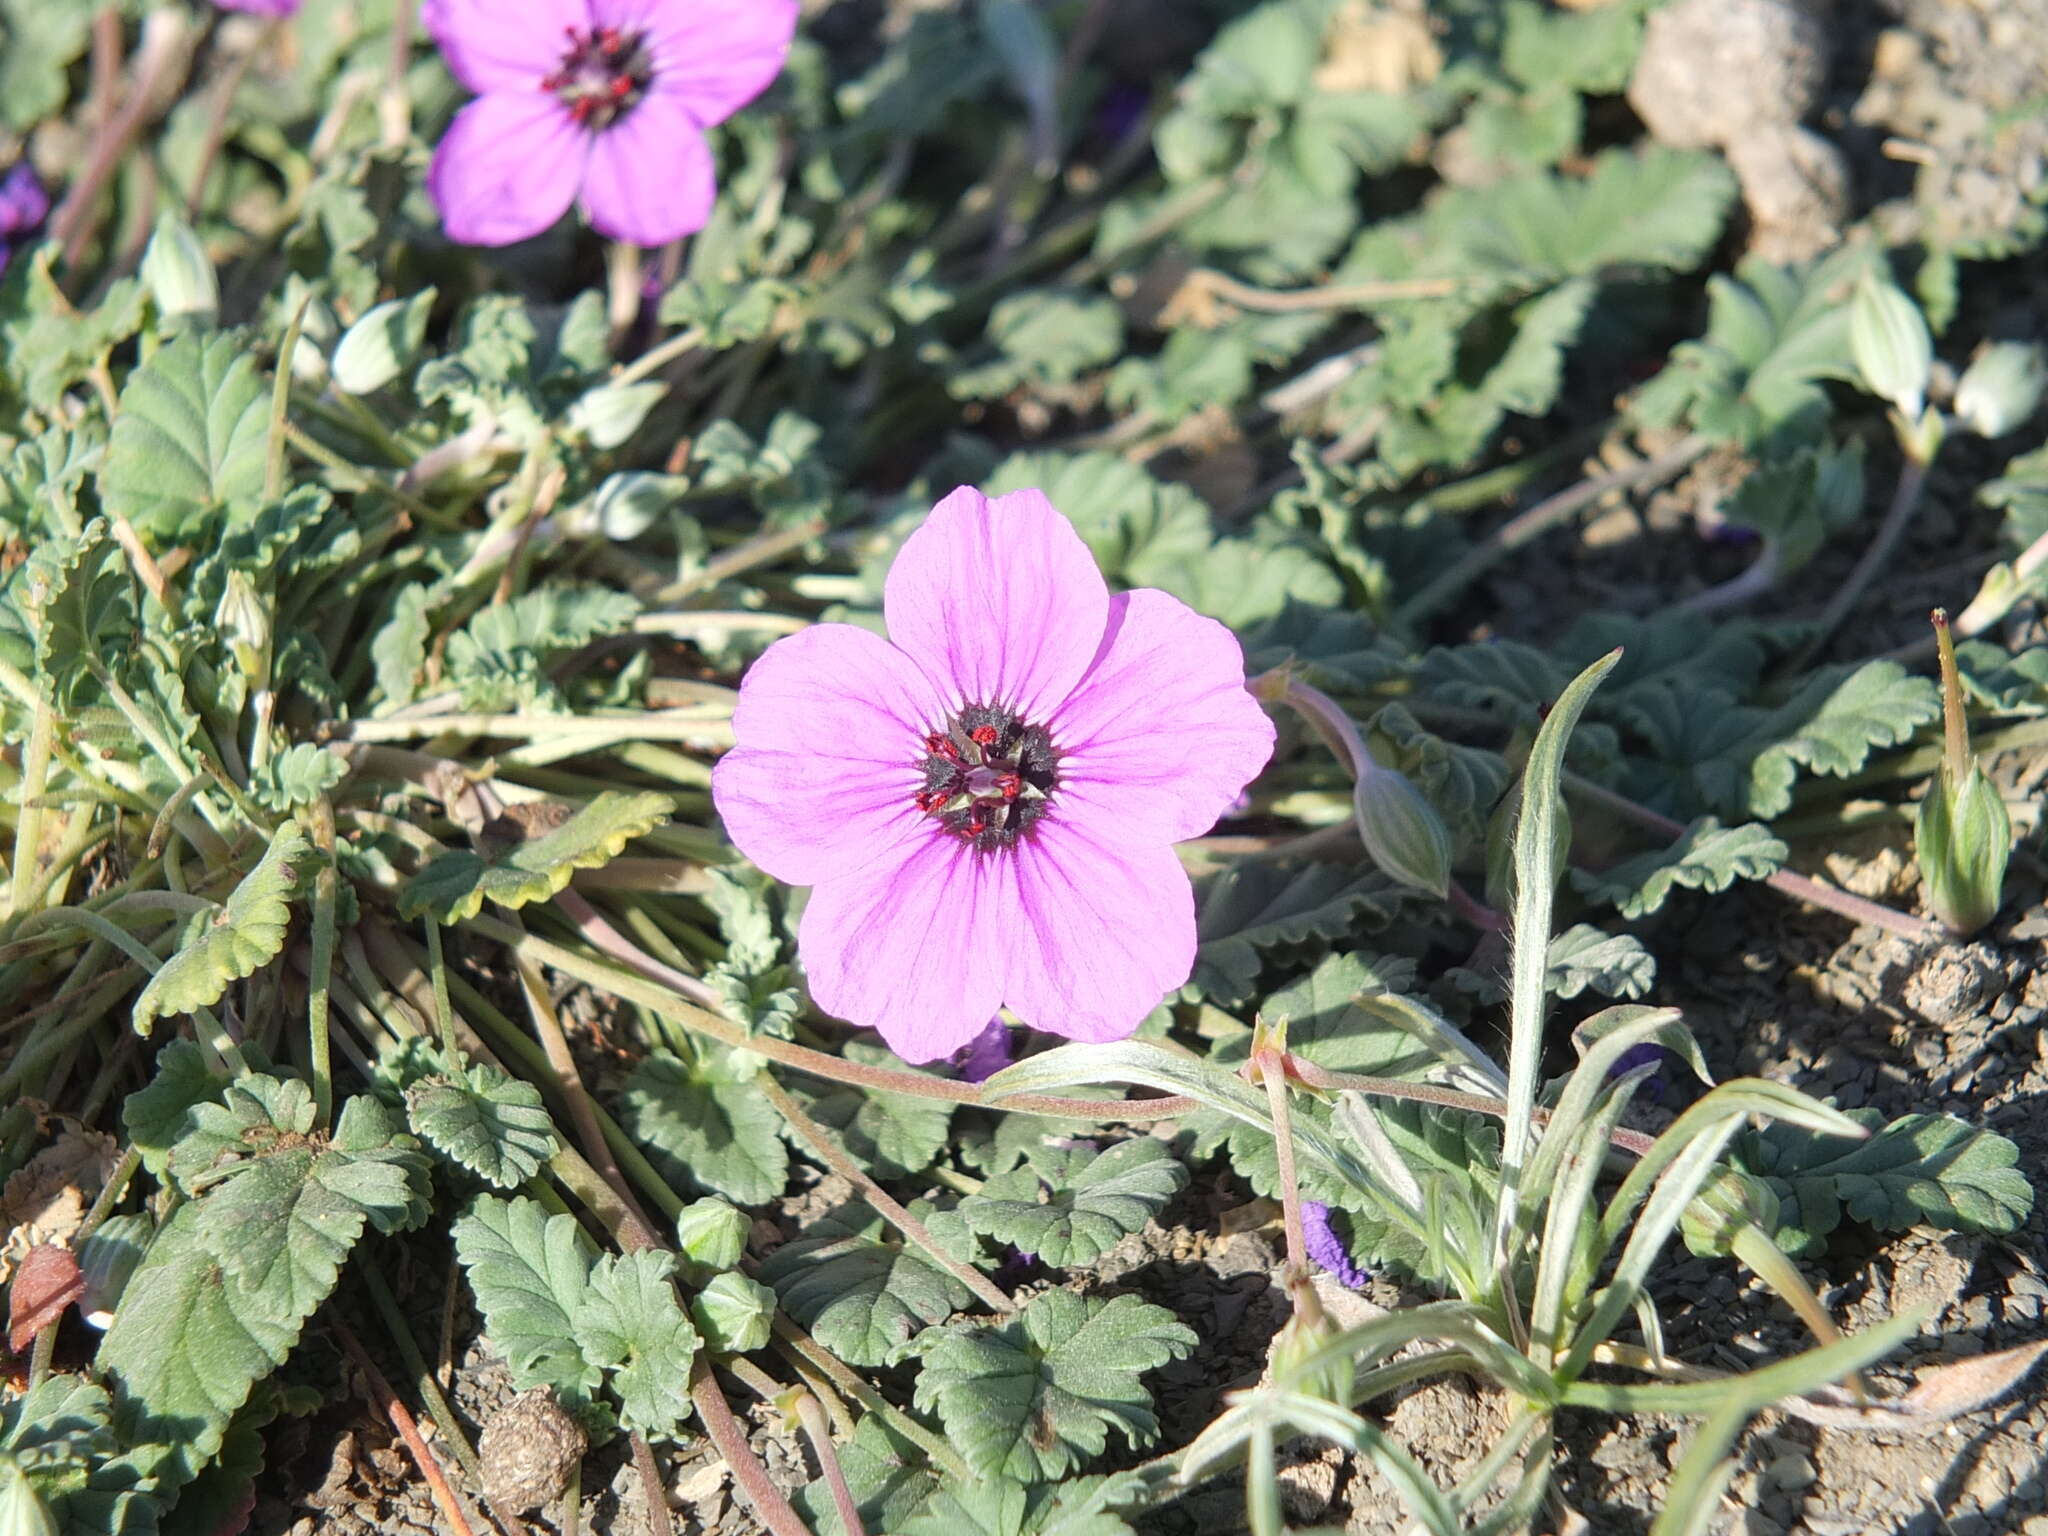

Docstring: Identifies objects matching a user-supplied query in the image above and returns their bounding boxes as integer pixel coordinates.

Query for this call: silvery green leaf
[690,1271,775,1355]
[331,291,436,394]
[568,379,668,450]
[1848,274,1932,419]
[579,471,685,541]
[674,1198,749,1273]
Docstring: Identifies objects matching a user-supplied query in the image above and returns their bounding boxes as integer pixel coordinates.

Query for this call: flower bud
[571,472,685,542]
[140,213,219,326]
[690,1271,776,1354]
[0,1454,57,1536]
[215,569,271,689]
[76,1211,153,1329]
[1354,761,1452,899]
[1954,342,2047,439]
[567,379,667,450]
[332,291,435,395]
[1915,759,2011,936]
[1849,274,1932,421]
[674,1197,749,1274]
[1680,1168,1781,1259]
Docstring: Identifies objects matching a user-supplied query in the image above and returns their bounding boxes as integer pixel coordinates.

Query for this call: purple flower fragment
[1607,1041,1668,1103]
[0,163,50,273]
[1302,1201,1369,1290]
[213,0,301,14]
[421,0,798,247]
[950,1016,1014,1084]
[711,486,1277,1063]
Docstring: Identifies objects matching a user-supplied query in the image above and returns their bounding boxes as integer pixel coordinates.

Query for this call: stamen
[912,702,1059,850]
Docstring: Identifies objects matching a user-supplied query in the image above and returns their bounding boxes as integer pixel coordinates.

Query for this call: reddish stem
[690,1360,814,1536]
[335,1321,485,1536]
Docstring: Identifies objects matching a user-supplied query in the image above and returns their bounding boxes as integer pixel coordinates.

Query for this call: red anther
[966,806,988,835]
[997,771,1022,800]
[570,97,599,124]
[915,789,948,813]
[968,724,1000,747]
[609,74,634,98]
[923,732,963,763]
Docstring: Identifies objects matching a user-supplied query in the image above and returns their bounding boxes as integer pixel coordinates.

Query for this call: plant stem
[1395,434,1709,626]
[1561,771,1943,943]
[770,1316,973,1481]
[795,1392,867,1536]
[690,1359,814,1536]
[467,912,1198,1122]
[1931,609,1970,783]
[759,1073,1018,1315]
[1281,1057,1656,1158]
[358,1261,498,1504]
[1788,452,1933,671]
[335,1319,486,1536]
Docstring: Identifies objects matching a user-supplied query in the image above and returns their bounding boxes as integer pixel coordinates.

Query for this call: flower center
[914,704,1058,852]
[542,24,654,130]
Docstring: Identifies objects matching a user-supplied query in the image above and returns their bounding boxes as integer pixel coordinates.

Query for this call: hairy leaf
[100,331,269,539]
[959,1139,1187,1268]
[1541,924,1656,1001]
[123,1039,230,1182]
[1736,1111,2034,1256]
[908,1290,1197,1481]
[572,1250,699,1440]
[796,1414,941,1536]
[400,791,671,923]
[451,1195,606,1406]
[1741,662,1941,817]
[1186,862,1410,1006]
[757,1209,971,1368]
[133,824,310,1036]
[619,1049,790,1206]
[796,1041,957,1179]
[18,521,133,709]
[405,1064,559,1189]
[248,743,348,813]
[1571,818,1788,918]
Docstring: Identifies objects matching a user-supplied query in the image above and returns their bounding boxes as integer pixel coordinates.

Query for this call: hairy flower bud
[0,1454,57,1536]
[1916,759,2011,937]
[215,569,271,691]
[1954,341,2047,439]
[1680,1168,1782,1259]
[1849,274,1932,422]
[691,1271,776,1354]
[1354,760,1452,899]
[674,1197,750,1275]
[140,213,219,326]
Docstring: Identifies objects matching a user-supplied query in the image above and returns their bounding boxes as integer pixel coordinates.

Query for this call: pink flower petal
[1048,589,1276,845]
[1001,819,1196,1043]
[884,487,1111,725]
[712,623,945,886]
[421,0,588,93]
[593,0,800,126]
[428,93,588,247]
[580,93,718,247]
[799,836,1009,1063]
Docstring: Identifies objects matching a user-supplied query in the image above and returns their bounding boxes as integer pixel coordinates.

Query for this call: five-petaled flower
[711,487,1277,1063]
[421,0,798,248]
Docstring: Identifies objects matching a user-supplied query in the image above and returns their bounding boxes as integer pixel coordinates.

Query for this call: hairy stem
[760,1073,1018,1315]
[690,1359,814,1536]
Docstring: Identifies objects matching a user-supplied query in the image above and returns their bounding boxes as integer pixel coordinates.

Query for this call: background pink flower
[422,0,798,248]
[712,487,1276,1063]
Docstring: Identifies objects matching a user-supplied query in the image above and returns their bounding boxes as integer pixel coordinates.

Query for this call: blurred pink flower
[422,0,797,247]
[712,487,1276,1063]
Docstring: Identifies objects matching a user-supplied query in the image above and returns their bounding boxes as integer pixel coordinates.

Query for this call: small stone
[1763,1451,1816,1492]
[2007,1271,2048,1302]
[479,1389,587,1515]
[1628,0,1830,149]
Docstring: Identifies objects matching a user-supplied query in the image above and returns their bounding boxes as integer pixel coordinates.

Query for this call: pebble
[1764,1451,1817,1492]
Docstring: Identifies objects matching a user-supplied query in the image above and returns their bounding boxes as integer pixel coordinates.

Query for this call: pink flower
[421,0,798,248]
[711,487,1276,1063]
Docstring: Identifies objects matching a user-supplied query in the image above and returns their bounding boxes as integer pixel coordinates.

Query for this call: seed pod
[1354,761,1452,899]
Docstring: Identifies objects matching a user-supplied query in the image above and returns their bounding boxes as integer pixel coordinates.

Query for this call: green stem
[8,693,54,919]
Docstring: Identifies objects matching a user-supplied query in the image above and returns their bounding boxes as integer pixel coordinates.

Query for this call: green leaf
[1541,924,1656,1001]
[451,1195,606,1406]
[0,0,92,128]
[1369,702,1511,852]
[959,1139,1187,1268]
[1242,604,1405,694]
[440,586,641,711]
[1737,1112,2035,1256]
[94,1204,303,1492]
[122,1040,230,1182]
[19,521,133,709]
[796,1414,941,1536]
[1571,818,1788,919]
[133,824,310,1036]
[618,1049,790,1206]
[757,1208,972,1368]
[908,1291,1197,1481]
[1743,661,1941,817]
[953,290,1124,399]
[897,1475,1140,1536]
[400,791,671,923]
[796,1042,957,1179]
[248,742,348,813]
[982,452,1212,590]
[1186,862,1411,1006]
[405,1063,559,1189]
[572,1250,699,1440]
[1501,0,1643,93]
[100,332,270,540]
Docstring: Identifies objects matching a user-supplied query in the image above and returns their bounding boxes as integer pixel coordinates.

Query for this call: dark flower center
[915,703,1059,852]
[542,25,654,130]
